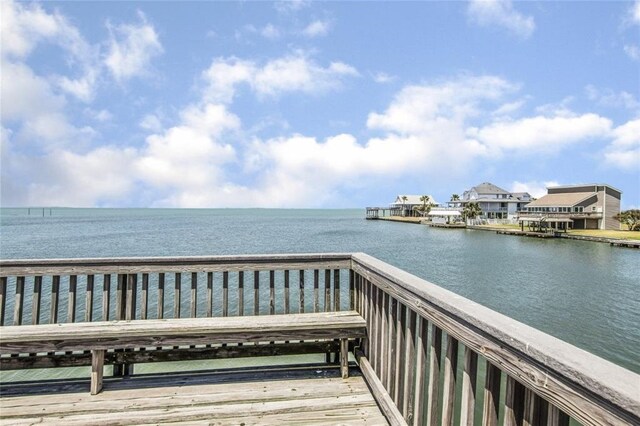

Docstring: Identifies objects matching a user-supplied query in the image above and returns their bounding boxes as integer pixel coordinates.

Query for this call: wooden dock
[424,222,466,228]
[1,365,387,425]
[1,253,638,425]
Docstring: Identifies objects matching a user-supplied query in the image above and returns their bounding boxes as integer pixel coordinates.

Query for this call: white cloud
[511,181,560,199]
[302,20,331,37]
[467,0,535,39]
[104,12,163,82]
[604,119,640,171]
[275,0,309,14]
[585,85,640,111]
[139,114,163,132]
[203,53,358,103]
[470,114,613,155]
[629,0,640,25]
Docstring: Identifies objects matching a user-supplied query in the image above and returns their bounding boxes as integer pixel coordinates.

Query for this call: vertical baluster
[333,269,340,311]
[125,274,137,321]
[313,269,319,313]
[379,291,389,386]
[116,274,125,320]
[102,274,111,321]
[284,270,290,314]
[460,346,479,426]
[191,272,198,318]
[50,276,60,323]
[298,270,305,313]
[174,273,181,319]
[0,277,7,326]
[482,361,502,426]
[426,325,442,426]
[387,296,398,394]
[395,303,407,410]
[140,274,148,320]
[67,275,77,323]
[504,375,525,426]
[547,405,570,426]
[403,309,417,423]
[349,269,355,310]
[85,275,94,323]
[223,271,229,317]
[442,334,459,426]
[157,273,165,319]
[206,272,213,317]
[324,270,331,311]
[269,270,275,315]
[32,276,43,325]
[523,390,548,426]
[413,316,428,426]
[365,280,373,359]
[253,271,260,315]
[13,276,25,325]
[238,271,244,316]
[222,271,229,317]
[368,284,380,374]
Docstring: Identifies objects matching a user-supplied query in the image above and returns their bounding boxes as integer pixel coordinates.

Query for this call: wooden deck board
[0,366,389,425]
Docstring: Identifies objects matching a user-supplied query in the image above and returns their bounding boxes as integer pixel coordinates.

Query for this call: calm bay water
[1,208,638,374]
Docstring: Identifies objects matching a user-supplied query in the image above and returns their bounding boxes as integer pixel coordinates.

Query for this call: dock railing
[1,253,638,425]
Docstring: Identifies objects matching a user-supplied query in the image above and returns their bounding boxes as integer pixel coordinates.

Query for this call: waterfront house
[521,184,621,230]
[460,182,531,220]
[391,194,438,217]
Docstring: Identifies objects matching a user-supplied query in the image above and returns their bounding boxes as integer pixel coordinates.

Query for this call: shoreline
[369,216,640,248]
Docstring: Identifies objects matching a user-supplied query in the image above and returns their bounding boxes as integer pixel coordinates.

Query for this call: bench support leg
[340,338,349,379]
[91,349,105,395]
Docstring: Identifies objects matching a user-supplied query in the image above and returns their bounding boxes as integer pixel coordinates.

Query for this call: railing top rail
[350,252,640,421]
[0,253,353,276]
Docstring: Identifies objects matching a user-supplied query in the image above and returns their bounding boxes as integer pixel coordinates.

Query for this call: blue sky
[1,0,639,208]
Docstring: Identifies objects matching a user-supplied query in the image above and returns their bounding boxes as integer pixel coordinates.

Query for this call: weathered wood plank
[0,276,7,326]
[442,334,459,426]
[124,274,136,321]
[334,269,341,311]
[387,296,398,395]
[50,275,60,324]
[299,270,305,314]
[0,254,352,276]
[0,311,366,353]
[140,273,148,320]
[237,271,244,316]
[206,272,213,317]
[222,271,229,317]
[547,404,570,426]
[350,269,355,310]
[482,361,501,426]
[403,309,417,423]
[32,276,43,325]
[370,283,379,374]
[102,274,111,321]
[340,338,349,378]
[67,275,77,323]
[173,273,181,319]
[504,374,525,426]
[325,269,331,312]
[379,291,389,387]
[85,275,94,323]
[426,324,442,426]
[314,269,320,313]
[284,270,290,314]
[191,272,198,318]
[355,350,409,426]
[413,315,428,426]
[14,276,25,325]
[395,303,407,410]
[460,346,478,426]
[90,349,104,395]
[269,270,275,315]
[157,273,164,320]
[254,271,260,315]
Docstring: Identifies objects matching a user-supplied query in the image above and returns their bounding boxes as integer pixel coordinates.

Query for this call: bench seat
[0,311,366,394]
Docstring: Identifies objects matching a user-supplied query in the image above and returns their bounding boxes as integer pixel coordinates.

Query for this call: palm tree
[462,202,482,224]
[419,195,433,216]
[450,194,460,201]
[401,195,408,217]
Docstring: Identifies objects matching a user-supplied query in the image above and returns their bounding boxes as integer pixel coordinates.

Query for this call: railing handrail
[350,252,640,424]
[0,253,353,276]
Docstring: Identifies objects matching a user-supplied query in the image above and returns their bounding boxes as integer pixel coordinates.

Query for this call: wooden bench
[0,311,367,395]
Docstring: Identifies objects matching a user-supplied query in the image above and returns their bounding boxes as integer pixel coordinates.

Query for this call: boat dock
[1,253,638,425]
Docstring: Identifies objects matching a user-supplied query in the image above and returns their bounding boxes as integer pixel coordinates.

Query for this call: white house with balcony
[460,182,531,220]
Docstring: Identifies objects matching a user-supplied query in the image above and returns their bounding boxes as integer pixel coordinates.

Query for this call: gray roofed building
[460,182,531,220]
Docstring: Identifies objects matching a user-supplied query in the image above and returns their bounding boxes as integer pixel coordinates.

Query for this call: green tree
[401,195,408,217]
[462,202,482,222]
[614,209,640,231]
[450,194,460,201]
